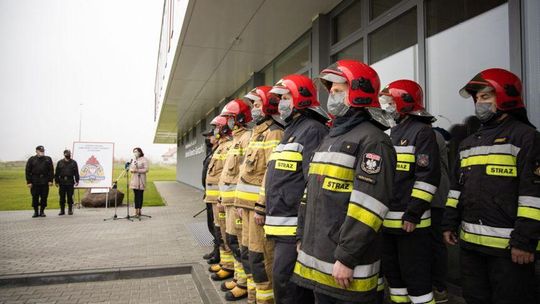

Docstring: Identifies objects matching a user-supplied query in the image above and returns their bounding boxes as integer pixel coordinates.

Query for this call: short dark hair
[133,147,144,157]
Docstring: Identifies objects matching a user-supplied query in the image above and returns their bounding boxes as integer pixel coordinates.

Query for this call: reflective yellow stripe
[228,148,245,156]
[235,190,259,202]
[270,151,303,161]
[256,289,274,300]
[461,154,516,167]
[263,225,297,236]
[347,204,383,231]
[212,154,228,160]
[383,218,431,229]
[390,295,411,303]
[411,188,434,203]
[221,191,236,198]
[248,140,280,149]
[397,153,415,163]
[460,230,509,249]
[293,262,378,292]
[259,187,265,196]
[309,163,354,181]
[517,206,540,221]
[446,198,458,208]
[206,189,220,196]
[396,162,410,171]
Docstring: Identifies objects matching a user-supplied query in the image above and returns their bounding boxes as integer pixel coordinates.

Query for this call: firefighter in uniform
[202,125,220,264]
[234,86,284,303]
[26,145,54,218]
[379,79,441,304]
[216,99,253,301]
[54,149,80,215]
[255,74,328,304]
[442,68,540,304]
[291,60,395,304]
[205,116,235,279]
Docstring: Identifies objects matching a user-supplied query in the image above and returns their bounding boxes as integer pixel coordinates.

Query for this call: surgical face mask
[227,118,235,130]
[251,108,264,123]
[475,102,496,123]
[278,99,293,122]
[37,151,44,157]
[327,91,349,117]
[134,152,141,158]
[64,153,71,159]
[379,95,400,121]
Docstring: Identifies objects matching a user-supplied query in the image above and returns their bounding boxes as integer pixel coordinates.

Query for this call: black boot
[58,205,65,216]
[68,204,73,215]
[207,245,220,264]
[39,207,46,217]
[32,207,39,218]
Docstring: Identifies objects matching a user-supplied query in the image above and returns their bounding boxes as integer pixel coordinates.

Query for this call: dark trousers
[58,185,74,208]
[133,189,144,209]
[382,230,433,300]
[430,208,447,291]
[460,247,536,304]
[273,241,314,304]
[314,292,361,304]
[205,203,218,246]
[31,184,49,209]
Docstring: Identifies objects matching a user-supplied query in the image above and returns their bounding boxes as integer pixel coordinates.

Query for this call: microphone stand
[103,162,133,221]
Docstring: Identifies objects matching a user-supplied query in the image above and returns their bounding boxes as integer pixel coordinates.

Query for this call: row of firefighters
[198,59,539,304]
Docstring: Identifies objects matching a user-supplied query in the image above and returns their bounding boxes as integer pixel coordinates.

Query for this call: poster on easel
[72,142,114,189]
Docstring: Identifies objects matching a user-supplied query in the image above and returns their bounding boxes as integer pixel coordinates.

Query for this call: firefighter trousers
[242,209,274,303]
[459,247,536,304]
[272,240,314,304]
[382,230,434,304]
[212,204,233,271]
[226,205,247,287]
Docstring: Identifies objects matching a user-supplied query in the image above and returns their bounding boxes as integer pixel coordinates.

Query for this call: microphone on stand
[125,159,133,170]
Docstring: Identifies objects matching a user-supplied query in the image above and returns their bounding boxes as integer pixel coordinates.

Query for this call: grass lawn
[0,162,176,211]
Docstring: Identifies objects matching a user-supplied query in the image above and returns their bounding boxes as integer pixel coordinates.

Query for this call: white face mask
[251,108,264,122]
[327,91,349,117]
[379,95,399,120]
[278,99,293,122]
[134,152,140,158]
[227,117,235,130]
[475,102,496,122]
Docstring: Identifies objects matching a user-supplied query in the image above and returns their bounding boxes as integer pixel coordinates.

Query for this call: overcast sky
[0,0,173,162]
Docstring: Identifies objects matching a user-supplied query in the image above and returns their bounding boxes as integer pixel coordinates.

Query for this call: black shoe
[32,212,39,218]
[68,206,73,215]
[59,208,65,216]
[207,256,220,264]
[39,209,46,217]
[203,251,215,260]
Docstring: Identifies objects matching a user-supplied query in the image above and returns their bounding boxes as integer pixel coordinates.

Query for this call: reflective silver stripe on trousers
[519,196,540,208]
[385,210,431,220]
[312,151,356,168]
[461,221,512,238]
[394,146,416,154]
[459,144,521,159]
[297,250,379,278]
[409,292,434,304]
[350,190,388,218]
[448,190,461,200]
[219,184,236,192]
[236,183,260,194]
[413,181,437,195]
[265,216,298,226]
[389,288,408,295]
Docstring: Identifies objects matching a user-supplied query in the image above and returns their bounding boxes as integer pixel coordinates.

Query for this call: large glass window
[370,0,402,20]
[426,0,507,37]
[273,35,310,81]
[333,39,364,62]
[369,8,417,64]
[332,0,362,44]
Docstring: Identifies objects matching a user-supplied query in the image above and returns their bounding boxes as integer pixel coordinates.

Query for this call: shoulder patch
[361,153,382,174]
[417,154,430,167]
[356,174,376,185]
[494,137,508,144]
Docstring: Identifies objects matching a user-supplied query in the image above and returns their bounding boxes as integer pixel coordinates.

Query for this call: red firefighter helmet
[319,60,381,108]
[210,115,231,136]
[380,79,432,118]
[245,86,280,115]
[221,98,252,124]
[269,74,320,109]
[459,68,524,111]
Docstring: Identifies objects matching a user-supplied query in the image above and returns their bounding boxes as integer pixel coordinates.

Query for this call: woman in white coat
[129,147,149,217]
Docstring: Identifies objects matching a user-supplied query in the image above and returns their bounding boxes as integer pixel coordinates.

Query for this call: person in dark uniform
[25,145,54,218]
[442,68,540,304]
[202,128,220,264]
[54,149,79,215]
